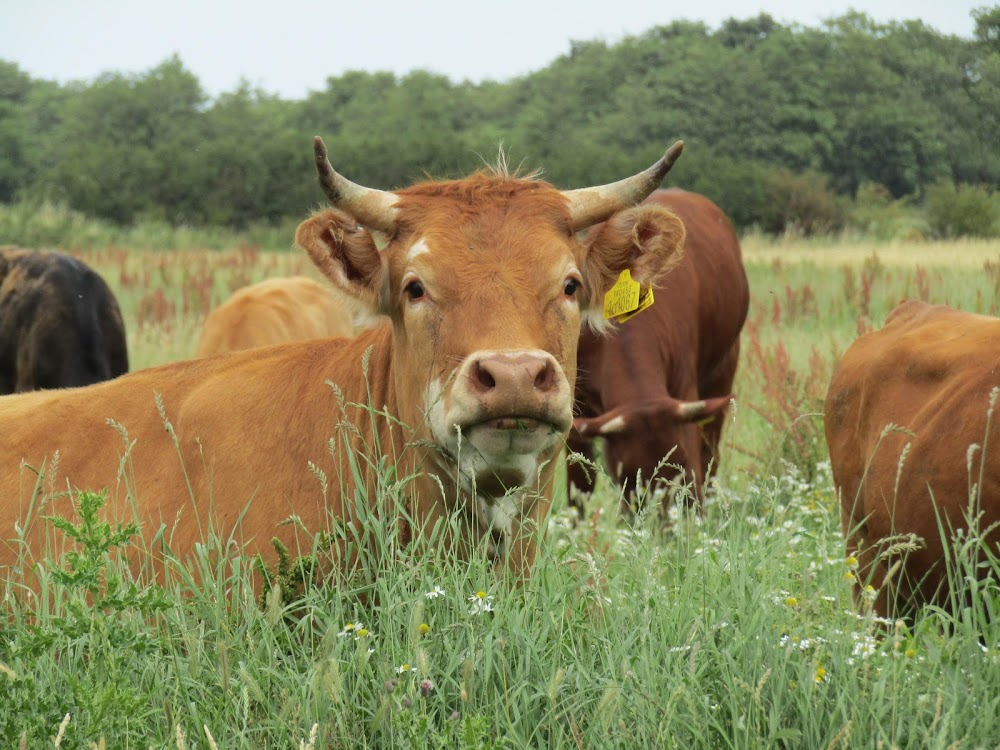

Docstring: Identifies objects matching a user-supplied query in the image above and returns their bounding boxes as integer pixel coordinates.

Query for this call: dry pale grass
[741,234,1000,269]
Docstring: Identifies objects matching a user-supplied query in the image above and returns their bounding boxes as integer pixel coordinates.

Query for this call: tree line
[1,9,999,236]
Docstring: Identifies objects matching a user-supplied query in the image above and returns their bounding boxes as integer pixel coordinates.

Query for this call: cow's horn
[562,141,684,231]
[313,136,399,232]
[673,400,708,419]
[573,408,629,437]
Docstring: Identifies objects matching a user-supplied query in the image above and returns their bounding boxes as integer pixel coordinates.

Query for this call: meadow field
[2,234,1000,748]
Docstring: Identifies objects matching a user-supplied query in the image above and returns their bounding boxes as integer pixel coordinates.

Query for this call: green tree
[0,61,36,202]
[40,56,205,224]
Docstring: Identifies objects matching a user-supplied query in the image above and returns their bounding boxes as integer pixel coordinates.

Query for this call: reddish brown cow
[568,189,748,512]
[0,137,688,584]
[196,276,356,357]
[825,300,1000,620]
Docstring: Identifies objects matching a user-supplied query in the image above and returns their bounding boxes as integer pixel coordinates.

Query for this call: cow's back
[196,276,355,357]
[655,189,747,379]
[825,300,1000,618]
[0,248,128,394]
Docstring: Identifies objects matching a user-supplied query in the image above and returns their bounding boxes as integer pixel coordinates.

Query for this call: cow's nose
[469,353,559,398]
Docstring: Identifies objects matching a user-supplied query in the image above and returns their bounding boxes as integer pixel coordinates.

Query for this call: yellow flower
[356,628,370,638]
[843,570,856,582]
[845,555,859,570]
[785,596,798,607]
[418,623,431,635]
[814,667,827,683]
[905,648,917,659]
[861,585,877,602]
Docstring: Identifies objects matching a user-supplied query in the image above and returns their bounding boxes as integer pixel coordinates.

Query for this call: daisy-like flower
[355,627,371,640]
[843,570,856,582]
[861,585,877,602]
[814,667,827,683]
[469,590,495,615]
[846,555,859,570]
[852,637,878,659]
[425,586,446,599]
[904,648,917,659]
[396,663,412,674]
[338,622,362,637]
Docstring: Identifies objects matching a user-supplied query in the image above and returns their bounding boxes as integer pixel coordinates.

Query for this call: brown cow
[0,248,128,394]
[825,300,1000,620]
[195,276,356,357]
[0,137,688,584]
[568,189,748,513]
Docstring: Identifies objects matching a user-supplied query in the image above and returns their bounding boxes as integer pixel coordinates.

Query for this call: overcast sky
[0,0,985,100]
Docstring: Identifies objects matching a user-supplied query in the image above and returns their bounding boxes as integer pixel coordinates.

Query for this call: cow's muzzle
[433,350,572,486]
[457,350,572,436]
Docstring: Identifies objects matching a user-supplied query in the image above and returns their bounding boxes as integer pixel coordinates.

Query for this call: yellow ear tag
[604,270,655,322]
[603,270,641,319]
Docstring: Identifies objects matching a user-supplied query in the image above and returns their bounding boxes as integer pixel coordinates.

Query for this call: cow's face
[603,421,696,501]
[296,138,686,497]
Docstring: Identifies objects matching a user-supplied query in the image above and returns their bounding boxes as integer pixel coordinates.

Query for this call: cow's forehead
[393,175,573,240]
[386,175,578,280]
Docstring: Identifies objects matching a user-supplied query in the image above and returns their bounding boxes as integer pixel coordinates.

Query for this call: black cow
[0,248,128,394]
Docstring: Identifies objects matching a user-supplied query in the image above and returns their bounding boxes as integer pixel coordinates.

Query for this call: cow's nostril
[534,361,555,390]
[475,361,496,390]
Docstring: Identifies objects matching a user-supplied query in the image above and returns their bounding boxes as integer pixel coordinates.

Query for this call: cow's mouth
[483,416,543,431]
[458,414,564,462]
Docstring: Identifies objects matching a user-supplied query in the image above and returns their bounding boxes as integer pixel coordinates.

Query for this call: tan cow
[0,136,687,585]
[825,300,1000,620]
[196,276,356,357]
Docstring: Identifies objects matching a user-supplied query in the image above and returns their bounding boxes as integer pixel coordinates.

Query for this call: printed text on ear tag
[604,270,654,321]
[615,286,654,322]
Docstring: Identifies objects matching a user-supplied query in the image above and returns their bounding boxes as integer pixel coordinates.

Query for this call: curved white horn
[674,400,708,419]
[313,136,399,232]
[561,141,684,231]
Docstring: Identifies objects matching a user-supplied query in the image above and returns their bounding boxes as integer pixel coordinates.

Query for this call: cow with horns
[568,189,748,513]
[0,137,688,582]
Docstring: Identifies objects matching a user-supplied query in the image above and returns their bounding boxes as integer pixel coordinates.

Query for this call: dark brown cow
[568,189,748,512]
[0,248,128,394]
[825,300,1000,620]
[0,137,688,583]
[196,276,356,357]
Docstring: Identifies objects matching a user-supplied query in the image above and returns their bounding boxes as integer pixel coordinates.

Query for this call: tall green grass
[3,438,998,747]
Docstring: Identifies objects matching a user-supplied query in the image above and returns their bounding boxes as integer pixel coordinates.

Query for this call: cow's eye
[405,279,425,300]
[563,277,581,297]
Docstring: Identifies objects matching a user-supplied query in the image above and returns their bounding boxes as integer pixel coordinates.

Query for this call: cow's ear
[296,209,389,313]
[579,205,686,328]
